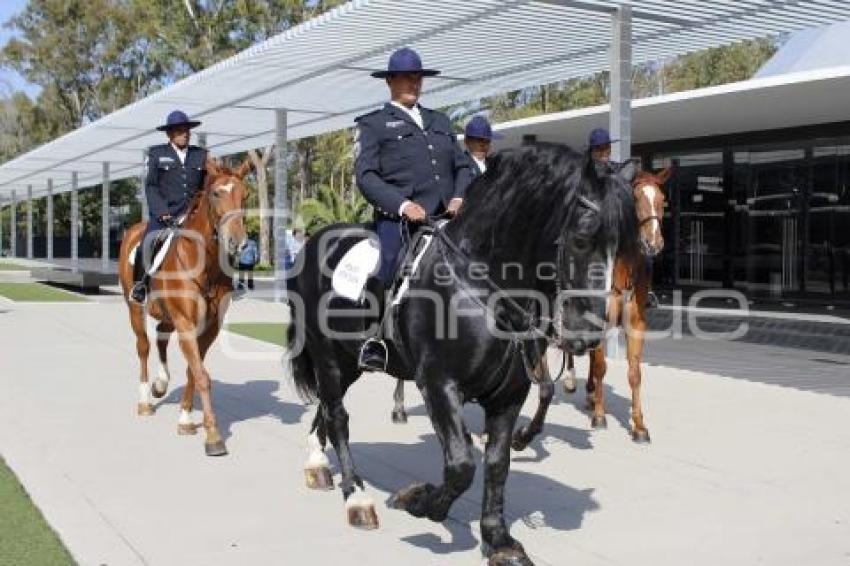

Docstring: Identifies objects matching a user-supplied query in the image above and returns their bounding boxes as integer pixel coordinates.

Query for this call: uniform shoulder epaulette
[148,143,169,154]
[354,108,382,123]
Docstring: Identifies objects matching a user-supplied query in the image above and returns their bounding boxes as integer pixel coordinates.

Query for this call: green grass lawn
[0,457,76,565]
[0,262,30,271]
[226,322,287,346]
[0,283,87,302]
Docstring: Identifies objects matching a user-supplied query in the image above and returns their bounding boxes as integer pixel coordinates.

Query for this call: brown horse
[511,167,671,451]
[118,158,252,456]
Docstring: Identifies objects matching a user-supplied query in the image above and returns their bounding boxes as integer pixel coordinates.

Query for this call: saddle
[131,215,187,281]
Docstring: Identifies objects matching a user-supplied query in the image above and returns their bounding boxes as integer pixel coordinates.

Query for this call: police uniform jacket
[354,103,472,218]
[465,150,486,178]
[145,144,208,221]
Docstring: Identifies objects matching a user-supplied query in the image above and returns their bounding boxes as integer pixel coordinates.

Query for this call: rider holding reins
[353,48,474,371]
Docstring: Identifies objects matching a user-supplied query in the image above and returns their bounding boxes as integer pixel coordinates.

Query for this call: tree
[247,145,274,265]
[296,185,371,234]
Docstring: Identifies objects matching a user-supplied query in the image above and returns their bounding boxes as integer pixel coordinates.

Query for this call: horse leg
[391,379,407,424]
[176,365,198,436]
[563,352,578,394]
[511,379,553,451]
[388,379,475,523]
[626,293,650,443]
[482,390,533,566]
[129,307,154,416]
[151,322,173,399]
[176,327,226,456]
[588,347,608,429]
[325,397,378,529]
[304,409,333,490]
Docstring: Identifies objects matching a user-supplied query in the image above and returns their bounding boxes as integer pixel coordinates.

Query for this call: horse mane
[453,144,639,264]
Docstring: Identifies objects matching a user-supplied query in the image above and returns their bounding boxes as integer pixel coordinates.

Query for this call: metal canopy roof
[2,0,850,199]
[490,65,850,150]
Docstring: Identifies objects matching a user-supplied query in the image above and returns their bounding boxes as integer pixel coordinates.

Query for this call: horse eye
[571,236,590,253]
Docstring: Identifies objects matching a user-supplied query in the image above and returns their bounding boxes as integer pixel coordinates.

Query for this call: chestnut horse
[583,167,670,442]
[118,158,252,456]
[511,167,671,451]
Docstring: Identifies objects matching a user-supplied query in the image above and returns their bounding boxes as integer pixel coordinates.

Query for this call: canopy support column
[10,190,17,258]
[140,150,149,221]
[26,185,33,259]
[47,179,54,261]
[71,172,79,271]
[102,162,110,271]
[274,109,288,303]
[610,4,632,164]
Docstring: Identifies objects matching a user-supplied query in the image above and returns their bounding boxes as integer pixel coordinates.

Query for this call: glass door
[808,144,850,299]
[736,149,806,296]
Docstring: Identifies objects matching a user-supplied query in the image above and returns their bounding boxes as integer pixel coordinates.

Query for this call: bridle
[425,192,607,384]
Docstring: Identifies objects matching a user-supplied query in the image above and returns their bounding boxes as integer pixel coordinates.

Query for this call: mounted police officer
[463,115,501,178]
[588,127,616,166]
[130,110,208,305]
[354,47,473,371]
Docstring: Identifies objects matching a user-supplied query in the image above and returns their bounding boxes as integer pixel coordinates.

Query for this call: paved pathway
[1,298,849,565]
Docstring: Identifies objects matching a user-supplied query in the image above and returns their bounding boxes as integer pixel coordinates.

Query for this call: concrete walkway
[1,298,849,565]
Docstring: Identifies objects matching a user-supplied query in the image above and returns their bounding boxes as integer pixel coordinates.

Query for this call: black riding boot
[130,245,149,305]
[358,279,389,372]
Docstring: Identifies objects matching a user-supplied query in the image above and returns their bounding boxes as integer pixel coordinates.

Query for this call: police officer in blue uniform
[130,110,208,304]
[463,115,501,178]
[354,47,473,371]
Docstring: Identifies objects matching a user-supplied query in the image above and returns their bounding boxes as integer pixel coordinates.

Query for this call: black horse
[285,144,639,566]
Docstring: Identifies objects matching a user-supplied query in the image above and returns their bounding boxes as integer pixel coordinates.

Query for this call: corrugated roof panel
[2,0,850,199]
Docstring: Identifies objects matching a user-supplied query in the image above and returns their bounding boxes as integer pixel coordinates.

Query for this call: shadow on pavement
[157,378,307,440]
[350,432,599,556]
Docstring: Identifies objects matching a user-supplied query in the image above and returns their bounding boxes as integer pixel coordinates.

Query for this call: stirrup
[358,338,388,372]
[130,281,148,305]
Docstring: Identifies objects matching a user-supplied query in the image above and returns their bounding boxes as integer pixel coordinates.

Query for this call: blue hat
[156,110,201,132]
[371,47,440,78]
[464,116,502,140]
[588,127,616,148]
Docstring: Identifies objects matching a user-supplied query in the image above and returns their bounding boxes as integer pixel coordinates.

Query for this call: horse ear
[618,160,637,184]
[656,166,673,186]
[236,157,254,179]
[206,157,222,178]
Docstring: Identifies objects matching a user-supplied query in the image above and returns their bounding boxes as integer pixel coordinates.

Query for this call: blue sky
[0,0,40,98]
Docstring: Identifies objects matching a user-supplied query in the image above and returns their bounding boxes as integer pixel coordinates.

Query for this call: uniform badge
[159,156,175,163]
[385,120,405,129]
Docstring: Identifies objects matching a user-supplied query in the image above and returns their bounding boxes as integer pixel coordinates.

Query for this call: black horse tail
[287,325,318,403]
[285,275,320,403]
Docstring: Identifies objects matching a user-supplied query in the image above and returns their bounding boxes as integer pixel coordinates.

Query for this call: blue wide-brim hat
[156,110,202,132]
[588,127,617,148]
[371,47,440,78]
[464,115,503,140]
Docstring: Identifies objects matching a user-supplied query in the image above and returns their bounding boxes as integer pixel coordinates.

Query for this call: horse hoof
[391,409,408,424]
[205,440,228,457]
[151,380,168,399]
[632,429,651,443]
[137,403,154,416]
[488,547,534,566]
[304,465,334,490]
[511,432,530,452]
[591,415,608,429]
[563,379,577,395]
[346,497,379,530]
[177,423,199,436]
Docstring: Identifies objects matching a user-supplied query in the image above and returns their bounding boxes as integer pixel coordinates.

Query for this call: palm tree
[296,184,371,234]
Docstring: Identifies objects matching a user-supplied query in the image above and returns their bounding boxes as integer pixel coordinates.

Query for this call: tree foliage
[0,1,779,256]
